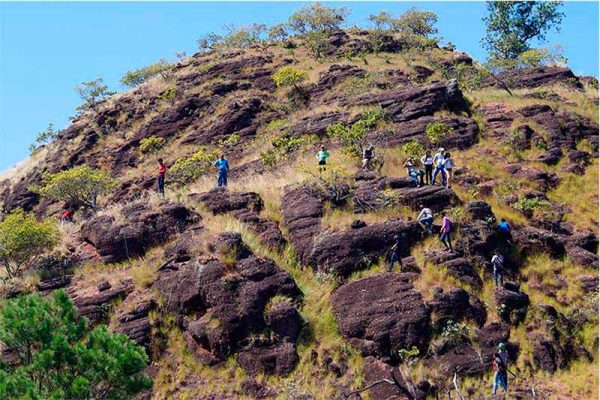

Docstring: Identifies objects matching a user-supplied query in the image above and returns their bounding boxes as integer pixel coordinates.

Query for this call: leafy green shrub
[259,149,279,169]
[139,136,166,154]
[169,148,220,186]
[401,140,425,159]
[327,108,384,159]
[273,66,308,91]
[32,166,115,212]
[442,62,492,92]
[287,3,349,34]
[425,122,451,146]
[397,346,420,364]
[218,133,240,147]
[513,197,551,216]
[157,85,178,104]
[260,134,317,169]
[441,320,471,346]
[29,123,59,153]
[0,209,59,278]
[197,24,266,52]
[74,78,114,111]
[120,59,174,88]
[0,290,152,399]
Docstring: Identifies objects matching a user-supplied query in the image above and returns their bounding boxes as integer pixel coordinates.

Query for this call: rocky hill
[0,28,598,399]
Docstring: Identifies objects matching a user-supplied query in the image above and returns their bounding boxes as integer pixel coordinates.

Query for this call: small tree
[268,23,290,43]
[0,290,152,399]
[29,123,59,153]
[120,59,174,88]
[425,122,451,147]
[74,78,113,111]
[139,136,166,154]
[0,209,59,278]
[221,23,267,48]
[273,66,308,93]
[33,166,115,212]
[397,7,438,36]
[482,1,564,60]
[287,3,349,34]
[169,148,220,186]
[327,108,383,160]
[197,32,224,52]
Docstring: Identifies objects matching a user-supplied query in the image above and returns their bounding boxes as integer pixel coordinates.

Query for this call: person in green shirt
[316,145,330,173]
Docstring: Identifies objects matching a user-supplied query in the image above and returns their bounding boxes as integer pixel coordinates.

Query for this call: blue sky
[1,1,598,172]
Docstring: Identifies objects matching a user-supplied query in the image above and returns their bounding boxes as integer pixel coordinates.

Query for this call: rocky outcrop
[114,292,158,350]
[494,284,530,324]
[394,185,460,211]
[425,251,483,290]
[192,189,286,250]
[331,273,429,362]
[155,237,302,375]
[80,201,199,263]
[68,279,134,325]
[428,287,487,328]
[483,66,581,89]
[306,219,423,276]
[352,172,413,213]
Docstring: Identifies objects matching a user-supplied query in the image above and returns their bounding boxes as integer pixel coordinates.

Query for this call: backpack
[492,256,503,270]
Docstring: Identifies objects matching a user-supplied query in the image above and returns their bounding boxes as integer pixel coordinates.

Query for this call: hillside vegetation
[0,4,598,400]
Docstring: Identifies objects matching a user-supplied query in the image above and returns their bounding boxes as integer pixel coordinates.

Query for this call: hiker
[497,218,513,245]
[492,342,509,395]
[387,234,403,272]
[416,204,434,234]
[214,153,230,188]
[157,158,167,196]
[432,147,446,186]
[439,212,453,252]
[316,145,330,173]
[403,157,424,187]
[59,209,73,225]
[362,145,374,170]
[491,250,505,288]
[420,150,434,185]
[443,151,454,188]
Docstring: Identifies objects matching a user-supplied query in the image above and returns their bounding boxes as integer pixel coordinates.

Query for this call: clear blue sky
[1,1,598,172]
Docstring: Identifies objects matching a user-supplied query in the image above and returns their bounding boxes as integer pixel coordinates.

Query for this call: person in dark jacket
[387,234,404,272]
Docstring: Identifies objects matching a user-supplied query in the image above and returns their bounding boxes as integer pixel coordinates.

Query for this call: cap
[498,342,506,350]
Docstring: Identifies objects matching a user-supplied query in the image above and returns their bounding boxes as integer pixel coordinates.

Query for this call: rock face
[483,66,581,89]
[81,201,199,263]
[114,292,158,350]
[155,237,302,375]
[192,189,286,250]
[428,287,487,328]
[68,279,134,325]
[425,251,483,290]
[307,219,423,277]
[331,273,429,362]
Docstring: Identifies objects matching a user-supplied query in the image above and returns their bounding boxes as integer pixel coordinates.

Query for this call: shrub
[267,23,289,43]
[441,320,471,346]
[287,3,349,34]
[513,197,551,216]
[120,59,174,88]
[29,123,59,153]
[156,85,178,104]
[169,148,220,186]
[32,166,115,212]
[401,140,425,159]
[260,134,317,169]
[139,136,166,154]
[0,209,59,278]
[327,108,384,159]
[222,23,266,48]
[273,66,308,91]
[0,290,152,399]
[74,78,114,111]
[425,122,451,146]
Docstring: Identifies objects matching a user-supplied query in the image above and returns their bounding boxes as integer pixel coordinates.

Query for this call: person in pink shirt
[439,211,453,252]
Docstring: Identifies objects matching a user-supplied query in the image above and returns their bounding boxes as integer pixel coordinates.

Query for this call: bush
[425,122,451,146]
[513,197,551,216]
[260,134,317,169]
[139,136,166,154]
[157,85,178,104]
[74,78,114,111]
[169,148,220,186]
[0,290,152,399]
[32,166,115,212]
[287,3,349,34]
[401,140,425,159]
[29,123,59,153]
[441,320,471,346]
[327,108,384,159]
[273,66,308,91]
[120,59,174,88]
[0,209,59,278]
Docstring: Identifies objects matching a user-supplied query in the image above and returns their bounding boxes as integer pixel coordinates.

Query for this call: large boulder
[331,273,429,362]
[425,251,483,290]
[306,219,423,276]
[114,292,158,350]
[68,279,134,325]
[80,200,199,263]
[428,287,487,328]
[394,185,460,212]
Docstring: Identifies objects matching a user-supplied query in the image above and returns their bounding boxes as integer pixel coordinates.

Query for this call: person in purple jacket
[439,212,453,252]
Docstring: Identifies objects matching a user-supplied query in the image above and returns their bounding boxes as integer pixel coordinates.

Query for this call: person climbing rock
[492,342,509,395]
[59,209,73,225]
[316,145,330,173]
[497,218,513,245]
[403,157,424,187]
[421,150,434,185]
[387,234,403,272]
[432,147,446,186]
[157,158,167,196]
[362,145,374,171]
[491,250,505,288]
[443,151,454,188]
[439,212,453,252]
[214,153,230,188]
[417,204,434,234]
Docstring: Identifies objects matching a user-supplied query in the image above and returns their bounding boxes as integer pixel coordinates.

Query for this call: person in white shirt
[432,147,446,186]
[491,250,505,287]
[416,204,433,234]
[420,150,434,185]
[443,151,454,188]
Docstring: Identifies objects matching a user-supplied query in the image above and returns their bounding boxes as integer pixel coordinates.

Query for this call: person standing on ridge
[443,151,454,188]
[387,234,404,272]
[362,145,374,170]
[491,250,505,288]
[316,145,330,173]
[439,212,453,252]
[421,150,434,185]
[157,158,167,196]
[432,147,446,186]
[492,342,510,395]
[214,153,230,188]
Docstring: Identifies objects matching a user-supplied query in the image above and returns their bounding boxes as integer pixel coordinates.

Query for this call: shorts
[318,160,327,166]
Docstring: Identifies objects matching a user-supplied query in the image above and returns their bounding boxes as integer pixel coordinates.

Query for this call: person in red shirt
[60,209,73,225]
[157,158,167,196]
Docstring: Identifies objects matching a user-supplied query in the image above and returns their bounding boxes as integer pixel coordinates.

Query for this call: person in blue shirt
[214,153,230,188]
[497,218,512,245]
